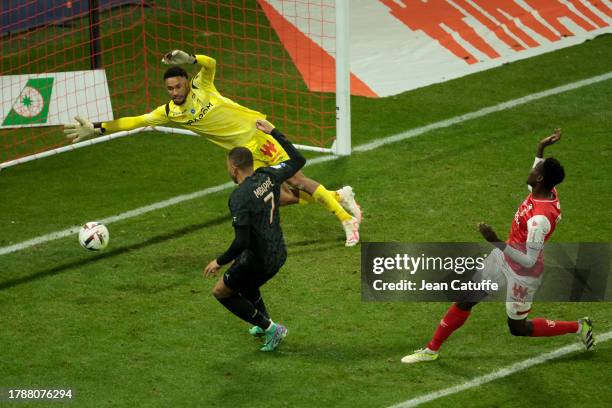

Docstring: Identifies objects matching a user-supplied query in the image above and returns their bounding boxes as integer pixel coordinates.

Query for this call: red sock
[530,318,579,337]
[427,304,471,351]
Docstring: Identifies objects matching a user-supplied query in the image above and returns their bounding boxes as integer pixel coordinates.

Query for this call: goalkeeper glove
[63,115,101,143]
[162,50,196,65]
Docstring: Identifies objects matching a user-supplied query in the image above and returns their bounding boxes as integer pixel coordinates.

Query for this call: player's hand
[538,128,561,148]
[63,115,99,143]
[478,222,500,243]
[203,259,221,277]
[255,119,274,134]
[162,50,196,65]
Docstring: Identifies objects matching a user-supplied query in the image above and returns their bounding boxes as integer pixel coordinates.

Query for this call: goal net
[0,0,349,169]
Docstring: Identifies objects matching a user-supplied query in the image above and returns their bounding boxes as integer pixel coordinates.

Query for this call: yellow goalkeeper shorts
[246,130,290,170]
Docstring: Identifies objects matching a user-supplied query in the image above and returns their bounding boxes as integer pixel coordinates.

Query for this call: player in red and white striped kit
[402,129,595,364]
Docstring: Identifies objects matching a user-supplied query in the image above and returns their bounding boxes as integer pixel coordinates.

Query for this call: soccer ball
[78,222,109,251]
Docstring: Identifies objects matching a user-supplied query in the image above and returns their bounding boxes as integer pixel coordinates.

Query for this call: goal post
[334,0,351,156]
[0,0,352,170]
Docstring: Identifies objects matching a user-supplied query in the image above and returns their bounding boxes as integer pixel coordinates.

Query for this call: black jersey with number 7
[227,129,305,272]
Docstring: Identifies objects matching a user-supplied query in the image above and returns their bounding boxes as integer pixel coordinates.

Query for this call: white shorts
[474,248,542,320]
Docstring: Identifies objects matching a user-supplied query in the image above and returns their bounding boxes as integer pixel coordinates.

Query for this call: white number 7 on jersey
[264,192,275,224]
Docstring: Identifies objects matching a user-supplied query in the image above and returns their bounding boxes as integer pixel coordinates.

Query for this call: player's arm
[503,215,550,267]
[162,49,216,85]
[204,225,250,277]
[533,128,562,166]
[527,128,561,190]
[102,106,170,133]
[216,225,250,266]
[478,218,550,268]
[193,54,216,84]
[63,115,148,143]
[255,119,306,182]
[204,197,252,276]
[64,106,170,143]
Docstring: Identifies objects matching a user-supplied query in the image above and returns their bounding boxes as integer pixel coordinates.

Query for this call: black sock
[217,294,270,330]
[253,296,269,319]
[242,288,269,319]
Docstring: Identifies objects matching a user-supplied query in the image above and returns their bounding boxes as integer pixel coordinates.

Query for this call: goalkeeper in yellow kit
[64,50,361,246]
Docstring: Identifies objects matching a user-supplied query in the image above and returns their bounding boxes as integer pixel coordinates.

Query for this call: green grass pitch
[0,17,611,408]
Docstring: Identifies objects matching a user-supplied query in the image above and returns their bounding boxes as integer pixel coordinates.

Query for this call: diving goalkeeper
[64,50,361,247]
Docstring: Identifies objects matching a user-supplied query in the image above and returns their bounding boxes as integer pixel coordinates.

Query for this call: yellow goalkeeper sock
[299,190,341,205]
[298,190,316,205]
[312,185,352,222]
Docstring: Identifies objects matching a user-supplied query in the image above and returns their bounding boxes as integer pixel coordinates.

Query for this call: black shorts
[223,252,278,292]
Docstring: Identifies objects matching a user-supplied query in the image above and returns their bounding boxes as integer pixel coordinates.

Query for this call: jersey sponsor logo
[185,101,213,125]
[253,177,274,198]
[260,140,278,157]
[514,202,533,225]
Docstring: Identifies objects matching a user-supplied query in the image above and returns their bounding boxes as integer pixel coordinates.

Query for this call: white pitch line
[1,71,611,256]
[354,71,612,152]
[0,182,232,256]
[390,330,612,408]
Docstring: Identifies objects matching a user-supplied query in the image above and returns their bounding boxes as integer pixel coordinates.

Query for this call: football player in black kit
[204,119,306,352]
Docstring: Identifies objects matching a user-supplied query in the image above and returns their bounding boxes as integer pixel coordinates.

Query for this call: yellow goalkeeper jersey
[102,55,266,150]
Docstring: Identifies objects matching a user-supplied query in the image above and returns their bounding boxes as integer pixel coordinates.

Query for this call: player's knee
[286,174,306,190]
[288,172,319,193]
[211,286,223,299]
[507,318,530,336]
[212,281,232,299]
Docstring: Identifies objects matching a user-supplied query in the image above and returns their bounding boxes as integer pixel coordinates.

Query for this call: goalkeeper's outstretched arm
[64,107,169,143]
